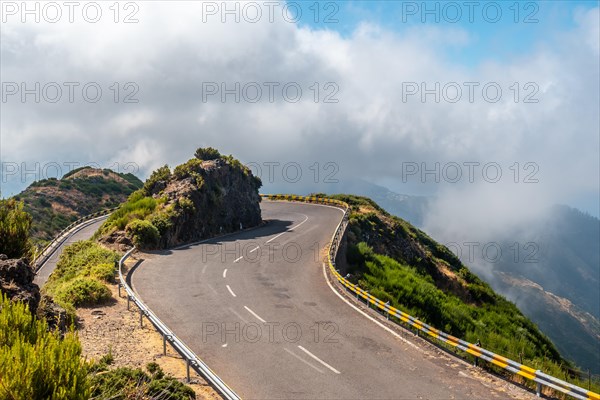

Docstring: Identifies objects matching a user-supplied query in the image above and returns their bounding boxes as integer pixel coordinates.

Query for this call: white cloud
[1,2,598,228]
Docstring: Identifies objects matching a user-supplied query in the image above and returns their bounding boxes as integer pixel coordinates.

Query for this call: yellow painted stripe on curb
[587,391,600,400]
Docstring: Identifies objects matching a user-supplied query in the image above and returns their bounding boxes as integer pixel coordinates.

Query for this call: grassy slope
[327,194,586,382]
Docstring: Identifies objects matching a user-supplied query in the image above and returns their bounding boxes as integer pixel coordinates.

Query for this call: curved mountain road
[34,217,108,286]
[131,200,535,399]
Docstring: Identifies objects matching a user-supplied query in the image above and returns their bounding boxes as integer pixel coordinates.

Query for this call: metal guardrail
[118,248,241,400]
[263,194,600,400]
[32,207,117,273]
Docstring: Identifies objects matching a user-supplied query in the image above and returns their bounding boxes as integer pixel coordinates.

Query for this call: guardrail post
[118,283,121,298]
[139,310,144,327]
[536,382,541,397]
[163,334,167,355]
[127,295,130,310]
[186,359,191,383]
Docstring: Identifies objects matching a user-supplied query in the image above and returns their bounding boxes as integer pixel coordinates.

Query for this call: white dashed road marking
[226,285,237,297]
[244,305,266,323]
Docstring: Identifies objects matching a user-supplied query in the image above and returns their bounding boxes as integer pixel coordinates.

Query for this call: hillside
[317,180,599,374]
[328,194,574,377]
[98,148,262,250]
[13,167,143,242]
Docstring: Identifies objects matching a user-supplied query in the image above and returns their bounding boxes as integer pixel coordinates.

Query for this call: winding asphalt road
[34,217,108,287]
[132,201,534,399]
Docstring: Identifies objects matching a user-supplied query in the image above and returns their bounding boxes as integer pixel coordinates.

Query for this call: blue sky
[295,0,599,65]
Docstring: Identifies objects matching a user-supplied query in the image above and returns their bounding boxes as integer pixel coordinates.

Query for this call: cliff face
[100,153,262,250]
[154,158,262,248]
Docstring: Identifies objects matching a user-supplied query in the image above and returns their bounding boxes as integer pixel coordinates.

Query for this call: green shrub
[149,211,174,235]
[0,294,90,399]
[177,197,196,213]
[0,199,32,259]
[194,147,221,160]
[89,363,195,399]
[143,165,171,195]
[126,219,160,248]
[49,240,120,284]
[99,191,158,234]
[90,262,116,283]
[173,159,204,183]
[55,277,112,307]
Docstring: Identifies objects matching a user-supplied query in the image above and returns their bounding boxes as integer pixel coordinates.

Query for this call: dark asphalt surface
[131,201,533,399]
[33,217,108,287]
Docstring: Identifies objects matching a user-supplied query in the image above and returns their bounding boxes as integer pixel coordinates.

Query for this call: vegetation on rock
[98,148,262,250]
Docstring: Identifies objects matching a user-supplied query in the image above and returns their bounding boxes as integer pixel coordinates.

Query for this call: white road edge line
[297,345,341,374]
[265,214,309,244]
[234,256,243,263]
[284,348,324,374]
[244,305,266,323]
[265,231,286,244]
[226,285,237,297]
[249,246,260,253]
[322,262,422,352]
[223,269,228,278]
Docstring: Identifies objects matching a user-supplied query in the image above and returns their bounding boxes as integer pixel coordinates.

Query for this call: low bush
[89,362,195,399]
[0,294,90,399]
[44,240,120,312]
[55,277,112,308]
[90,262,116,283]
[0,198,32,259]
[126,219,160,248]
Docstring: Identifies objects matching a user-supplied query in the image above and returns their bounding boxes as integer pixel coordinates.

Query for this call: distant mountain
[13,167,143,242]
[315,180,599,374]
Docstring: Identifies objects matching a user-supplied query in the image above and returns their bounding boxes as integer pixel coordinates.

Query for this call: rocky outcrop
[151,158,262,248]
[0,254,41,313]
[100,154,263,250]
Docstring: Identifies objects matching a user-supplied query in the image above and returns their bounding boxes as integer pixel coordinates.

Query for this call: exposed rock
[0,256,41,313]
[156,159,262,248]
[99,229,134,252]
[103,156,262,250]
[36,294,69,332]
